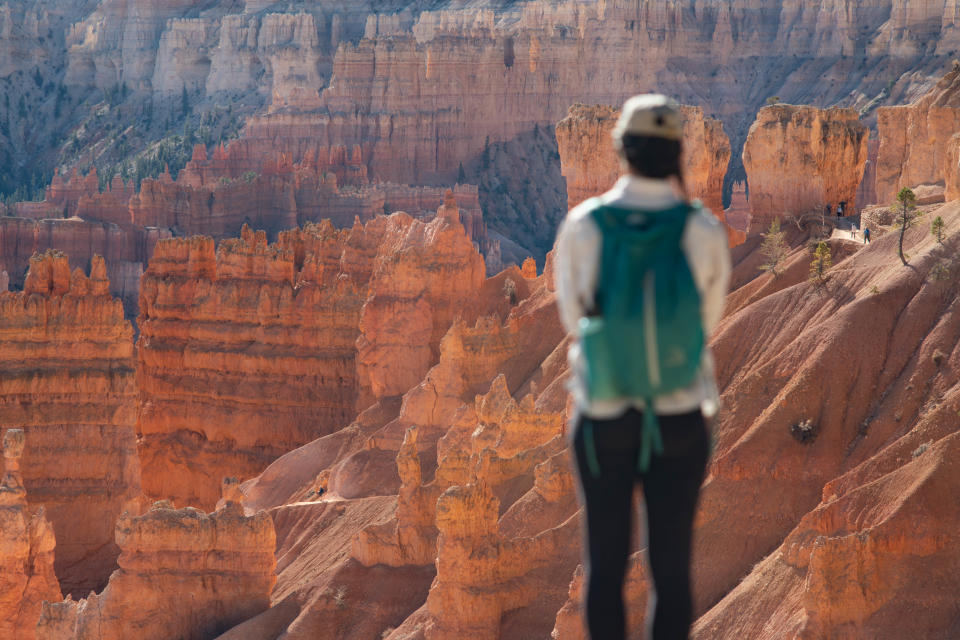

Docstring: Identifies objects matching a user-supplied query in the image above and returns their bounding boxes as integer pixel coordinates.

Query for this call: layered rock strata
[0,217,167,316]
[742,104,869,229]
[877,65,960,204]
[555,103,735,240]
[0,429,61,640]
[0,253,140,597]
[36,501,276,640]
[138,197,488,510]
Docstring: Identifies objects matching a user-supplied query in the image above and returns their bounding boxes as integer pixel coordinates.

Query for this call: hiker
[554,94,731,640]
[825,204,832,218]
[837,202,844,217]
[864,226,871,243]
[850,223,858,240]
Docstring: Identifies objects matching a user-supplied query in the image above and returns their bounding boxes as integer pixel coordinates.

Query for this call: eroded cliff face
[138,196,492,510]
[0,429,61,640]
[877,65,960,204]
[0,253,140,598]
[554,103,734,239]
[0,217,168,317]
[36,500,276,640]
[742,105,869,229]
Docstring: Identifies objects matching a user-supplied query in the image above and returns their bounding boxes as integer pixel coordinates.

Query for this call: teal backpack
[577,199,704,475]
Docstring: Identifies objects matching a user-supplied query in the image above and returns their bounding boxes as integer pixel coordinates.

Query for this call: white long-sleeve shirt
[554,175,732,419]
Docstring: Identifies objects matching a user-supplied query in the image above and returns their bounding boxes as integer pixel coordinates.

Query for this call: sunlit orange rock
[0,429,61,640]
[743,104,868,229]
[36,500,275,640]
[877,66,960,205]
[0,253,140,597]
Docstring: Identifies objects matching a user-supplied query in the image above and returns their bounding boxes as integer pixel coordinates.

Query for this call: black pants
[572,408,709,640]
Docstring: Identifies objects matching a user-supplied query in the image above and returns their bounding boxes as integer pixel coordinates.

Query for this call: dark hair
[618,134,682,180]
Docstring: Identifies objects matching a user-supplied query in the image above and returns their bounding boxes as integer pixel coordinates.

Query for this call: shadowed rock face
[0,253,140,598]
[742,104,869,229]
[0,429,61,640]
[35,501,276,640]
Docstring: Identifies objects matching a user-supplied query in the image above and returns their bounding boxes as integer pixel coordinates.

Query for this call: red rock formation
[555,102,737,242]
[0,429,61,640]
[743,104,869,229]
[0,253,140,597]
[877,66,960,205]
[355,207,486,407]
[0,217,168,315]
[36,501,276,640]
[137,224,368,510]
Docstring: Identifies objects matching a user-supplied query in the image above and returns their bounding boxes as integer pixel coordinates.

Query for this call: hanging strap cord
[637,401,665,473]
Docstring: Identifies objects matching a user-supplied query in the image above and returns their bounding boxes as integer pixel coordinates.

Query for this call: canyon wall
[0,216,168,316]
[138,197,489,510]
[36,501,276,640]
[554,102,734,239]
[0,253,140,597]
[877,64,960,204]
[0,429,61,640]
[742,104,869,229]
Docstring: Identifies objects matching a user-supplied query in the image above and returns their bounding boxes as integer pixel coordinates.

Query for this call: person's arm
[699,216,732,335]
[553,209,600,334]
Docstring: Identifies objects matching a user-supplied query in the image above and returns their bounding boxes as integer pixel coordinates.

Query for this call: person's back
[554,94,731,640]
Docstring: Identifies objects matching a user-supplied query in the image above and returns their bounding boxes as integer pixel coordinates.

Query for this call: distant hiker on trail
[837,201,845,217]
[825,204,832,218]
[851,223,858,240]
[554,94,731,640]
[864,227,871,243]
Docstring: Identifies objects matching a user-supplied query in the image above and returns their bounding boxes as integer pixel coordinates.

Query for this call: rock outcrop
[877,65,960,204]
[555,102,733,233]
[0,217,168,317]
[0,252,140,597]
[0,429,61,640]
[36,501,276,640]
[742,104,869,229]
[138,199,489,510]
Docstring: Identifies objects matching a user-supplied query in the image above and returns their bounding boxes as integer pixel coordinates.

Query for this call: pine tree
[759,218,788,276]
[457,162,466,184]
[181,85,190,119]
[931,215,945,243]
[809,241,832,285]
[896,187,917,265]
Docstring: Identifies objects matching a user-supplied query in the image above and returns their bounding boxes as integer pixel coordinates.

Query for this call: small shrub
[242,170,258,183]
[870,284,880,295]
[931,261,950,282]
[334,585,347,609]
[790,418,819,444]
[932,349,947,366]
[911,441,932,458]
[503,277,518,305]
[381,629,395,639]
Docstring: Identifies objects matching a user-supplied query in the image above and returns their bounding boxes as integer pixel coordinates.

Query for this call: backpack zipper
[644,269,661,389]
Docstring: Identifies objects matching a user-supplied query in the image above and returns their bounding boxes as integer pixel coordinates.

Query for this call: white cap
[612,94,683,143]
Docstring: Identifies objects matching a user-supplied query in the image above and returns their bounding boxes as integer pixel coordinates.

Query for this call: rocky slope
[0,252,140,598]
[743,104,869,229]
[214,207,959,639]
[36,500,276,640]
